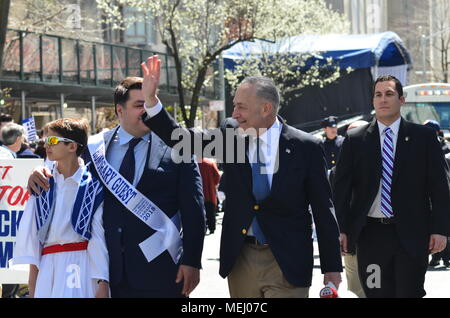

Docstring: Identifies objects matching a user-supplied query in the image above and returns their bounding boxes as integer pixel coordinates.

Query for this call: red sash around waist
[42,241,88,255]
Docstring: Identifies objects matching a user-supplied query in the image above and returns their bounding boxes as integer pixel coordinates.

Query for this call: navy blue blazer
[84,127,206,291]
[143,110,342,287]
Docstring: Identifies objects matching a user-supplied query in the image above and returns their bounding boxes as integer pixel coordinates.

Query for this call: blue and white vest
[34,165,104,243]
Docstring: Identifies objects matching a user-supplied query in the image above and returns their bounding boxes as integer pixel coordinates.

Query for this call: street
[191,213,450,298]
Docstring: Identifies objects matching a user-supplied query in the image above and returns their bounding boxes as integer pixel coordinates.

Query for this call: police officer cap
[322,116,338,128]
[423,119,441,132]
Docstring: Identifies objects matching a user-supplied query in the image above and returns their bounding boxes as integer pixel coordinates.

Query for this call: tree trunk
[165,38,188,124]
[187,64,209,128]
[165,0,189,125]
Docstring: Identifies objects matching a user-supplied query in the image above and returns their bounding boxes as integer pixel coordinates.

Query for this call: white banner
[0,159,44,283]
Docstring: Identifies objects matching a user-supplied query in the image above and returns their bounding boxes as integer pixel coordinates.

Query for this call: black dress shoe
[429,259,440,267]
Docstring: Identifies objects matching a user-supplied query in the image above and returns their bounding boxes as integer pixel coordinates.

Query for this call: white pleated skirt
[34,250,97,298]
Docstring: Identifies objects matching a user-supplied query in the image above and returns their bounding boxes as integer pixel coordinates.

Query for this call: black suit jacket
[84,128,205,290]
[143,109,342,287]
[333,119,450,258]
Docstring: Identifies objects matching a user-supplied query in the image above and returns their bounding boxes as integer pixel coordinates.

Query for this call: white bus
[401,83,450,137]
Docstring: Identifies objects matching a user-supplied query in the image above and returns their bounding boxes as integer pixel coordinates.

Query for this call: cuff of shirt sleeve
[91,275,109,282]
[10,256,40,268]
[144,100,163,118]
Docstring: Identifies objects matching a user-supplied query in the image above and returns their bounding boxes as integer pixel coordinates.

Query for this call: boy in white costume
[12,118,109,298]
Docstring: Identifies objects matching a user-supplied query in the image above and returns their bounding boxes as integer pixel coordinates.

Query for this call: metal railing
[1,28,176,92]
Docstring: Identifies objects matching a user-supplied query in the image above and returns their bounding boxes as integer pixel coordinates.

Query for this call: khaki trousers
[343,254,366,298]
[228,242,310,298]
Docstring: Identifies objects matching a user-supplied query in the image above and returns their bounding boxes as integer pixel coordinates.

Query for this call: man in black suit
[333,75,450,298]
[140,56,342,298]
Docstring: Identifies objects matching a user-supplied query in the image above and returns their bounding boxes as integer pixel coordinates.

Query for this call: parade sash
[71,167,104,240]
[87,132,182,264]
[35,176,56,244]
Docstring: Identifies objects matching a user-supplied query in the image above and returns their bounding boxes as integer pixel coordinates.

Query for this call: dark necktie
[251,139,270,244]
[119,137,142,184]
[381,127,394,218]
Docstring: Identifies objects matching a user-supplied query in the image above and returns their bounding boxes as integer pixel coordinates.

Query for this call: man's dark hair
[373,75,403,98]
[114,77,143,115]
[43,118,89,156]
[0,113,12,123]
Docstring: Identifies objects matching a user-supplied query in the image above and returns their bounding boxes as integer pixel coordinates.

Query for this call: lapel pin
[286,149,291,154]
[405,137,409,141]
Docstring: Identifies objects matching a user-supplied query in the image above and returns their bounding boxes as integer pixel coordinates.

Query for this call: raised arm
[140,56,228,160]
[141,55,161,108]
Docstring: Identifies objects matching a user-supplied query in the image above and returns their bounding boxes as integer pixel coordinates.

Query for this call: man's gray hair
[2,123,24,146]
[241,76,280,116]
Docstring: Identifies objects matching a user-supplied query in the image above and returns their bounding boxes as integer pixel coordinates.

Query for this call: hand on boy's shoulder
[27,166,53,194]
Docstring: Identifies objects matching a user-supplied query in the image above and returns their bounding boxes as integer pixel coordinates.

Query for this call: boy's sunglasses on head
[45,136,82,146]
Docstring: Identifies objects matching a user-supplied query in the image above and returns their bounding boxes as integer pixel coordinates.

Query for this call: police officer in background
[321,116,345,170]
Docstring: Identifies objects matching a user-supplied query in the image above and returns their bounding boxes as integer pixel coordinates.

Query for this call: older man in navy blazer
[140,56,342,298]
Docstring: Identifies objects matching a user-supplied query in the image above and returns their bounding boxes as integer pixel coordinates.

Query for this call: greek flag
[22,116,37,142]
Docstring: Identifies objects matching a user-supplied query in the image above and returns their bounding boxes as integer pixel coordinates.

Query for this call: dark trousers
[357,222,428,298]
[110,278,186,298]
[110,266,186,298]
[205,201,217,233]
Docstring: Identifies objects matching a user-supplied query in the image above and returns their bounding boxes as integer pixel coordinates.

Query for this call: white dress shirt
[367,117,401,218]
[145,101,163,117]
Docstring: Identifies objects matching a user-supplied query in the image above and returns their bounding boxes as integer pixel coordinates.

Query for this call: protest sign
[0,159,44,283]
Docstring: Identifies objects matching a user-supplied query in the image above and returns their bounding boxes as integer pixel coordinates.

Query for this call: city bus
[401,83,450,137]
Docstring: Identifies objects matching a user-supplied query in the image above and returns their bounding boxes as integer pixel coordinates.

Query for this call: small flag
[22,116,37,142]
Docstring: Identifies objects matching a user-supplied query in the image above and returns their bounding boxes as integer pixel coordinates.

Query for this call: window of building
[123,7,156,46]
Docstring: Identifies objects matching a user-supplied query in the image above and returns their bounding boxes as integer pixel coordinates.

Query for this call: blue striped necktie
[381,127,394,218]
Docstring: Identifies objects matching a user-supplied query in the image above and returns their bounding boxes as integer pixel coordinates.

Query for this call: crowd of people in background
[0,113,45,159]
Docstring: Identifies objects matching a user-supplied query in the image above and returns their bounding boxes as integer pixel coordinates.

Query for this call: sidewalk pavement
[191,213,450,298]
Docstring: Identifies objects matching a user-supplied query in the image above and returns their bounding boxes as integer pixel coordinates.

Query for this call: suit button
[242,229,247,235]
[253,205,260,211]
[118,227,123,233]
